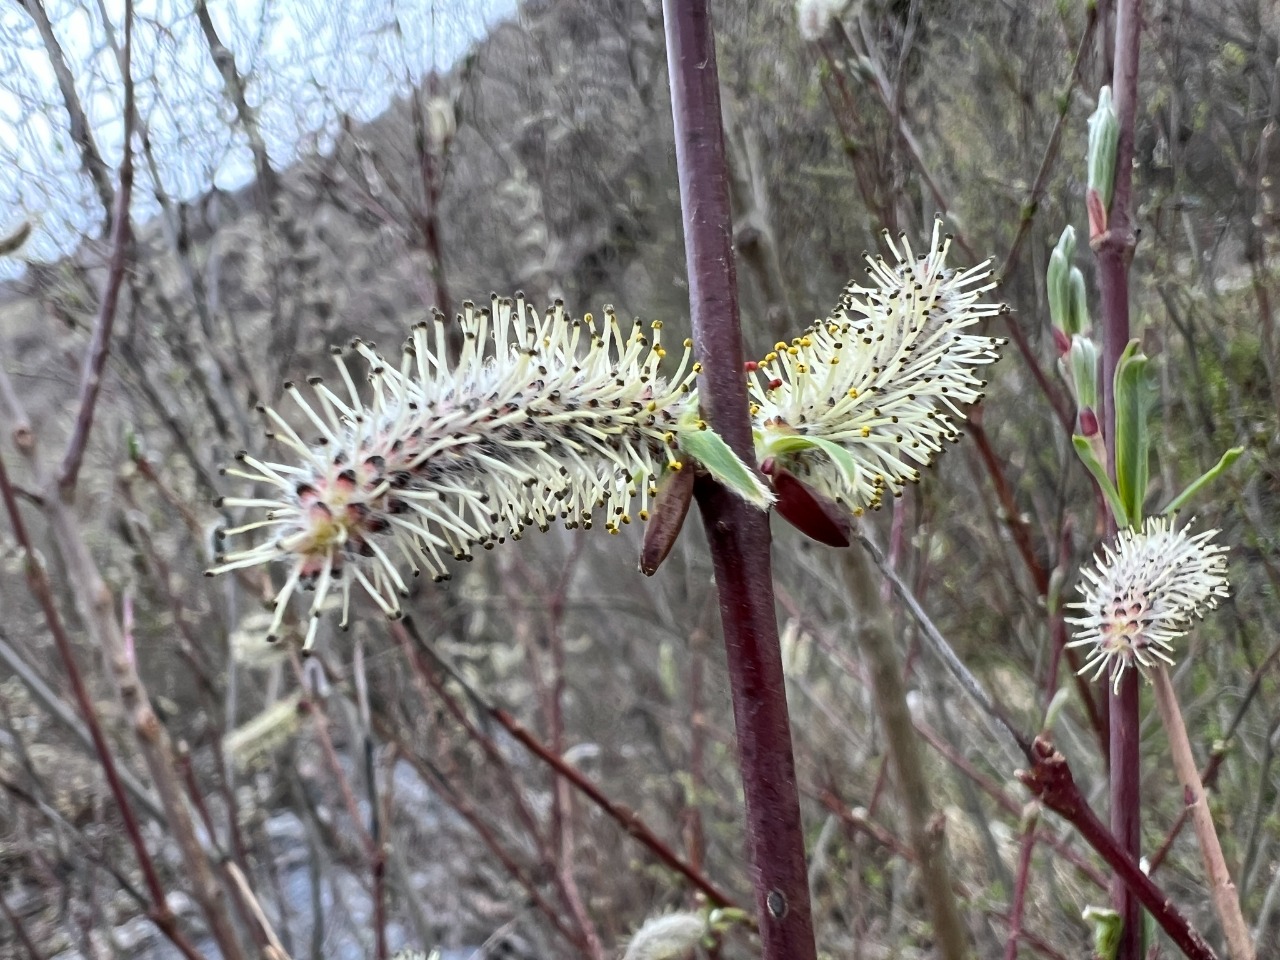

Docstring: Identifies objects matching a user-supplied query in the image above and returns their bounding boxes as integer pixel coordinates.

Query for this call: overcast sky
[0,0,514,277]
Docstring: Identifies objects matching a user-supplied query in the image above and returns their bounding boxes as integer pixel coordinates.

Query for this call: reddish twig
[398,619,741,912]
[56,59,134,494]
[0,890,46,960]
[0,456,206,960]
[1093,3,1144,956]
[663,4,816,957]
[1002,810,1040,960]
[1018,736,1218,960]
[915,721,1108,892]
[392,619,601,951]
[373,728,589,955]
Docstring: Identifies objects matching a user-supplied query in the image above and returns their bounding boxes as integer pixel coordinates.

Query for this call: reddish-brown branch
[56,84,134,494]
[397,620,741,911]
[1019,736,1218,960]
[1,889,46,960]
[1093,3,1143,957]
[913,721,1109,892]
[1002,814,1040,960]
[392,618,606,953]
[372,728,589,955]
[0,456,205,960]
[663,4,816,957]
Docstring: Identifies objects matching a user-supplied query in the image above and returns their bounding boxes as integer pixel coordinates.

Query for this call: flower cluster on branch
[208,222,1006,650]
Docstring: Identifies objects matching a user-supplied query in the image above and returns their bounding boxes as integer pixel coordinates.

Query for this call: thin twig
[840,546,972,960]
[0,455,206,960]
[1151,667,1255,960]
[398,618,742,911]
[1018,736,1219,960]
[57,18,134,495]
[855,530,1030,756]
[996,6,1100,281]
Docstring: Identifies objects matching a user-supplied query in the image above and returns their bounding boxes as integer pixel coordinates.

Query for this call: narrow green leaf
[766,432,863,491]
[1072,434,1130,528]
[1161,446,1245,515]
[1113,340,1154,524]
[676,423,774,509]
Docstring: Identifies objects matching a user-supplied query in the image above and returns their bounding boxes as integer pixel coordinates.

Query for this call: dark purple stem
[1094,2,1143,957]
[1019,737,1218,960]
[662,3,816,958]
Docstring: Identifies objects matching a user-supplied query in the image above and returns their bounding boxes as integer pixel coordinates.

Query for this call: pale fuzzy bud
[623,911,708,960]
[796,0,848,42]
[426,96,455,151]
[224,694,304,770]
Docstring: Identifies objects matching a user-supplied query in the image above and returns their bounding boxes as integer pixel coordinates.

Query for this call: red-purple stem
[1094,2,1143,957]
[1019,737,1218,960]
[662,4,816,957]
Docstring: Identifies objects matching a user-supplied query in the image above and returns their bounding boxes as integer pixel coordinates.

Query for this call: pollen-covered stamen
[752,218,1006,513]
[1066,516,1229,694]
[208,292,702,649]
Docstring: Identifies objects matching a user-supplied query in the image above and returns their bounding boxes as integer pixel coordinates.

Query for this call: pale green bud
[1088,87,1119,212]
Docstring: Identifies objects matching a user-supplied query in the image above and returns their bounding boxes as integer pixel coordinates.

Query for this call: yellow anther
[655,346,667,358]
[621,514,631,525]
[861,425,871,437]
[671,460,684,471]
[796,363,807,373]
[639,509,650,521]
[765,352,778,363]
[584,312,594,323]
[652,320,663,329]
[683,337,693,348]
[848,388,859,398]
[774,341,787,351]
[647,400,658,412]
[787,346,799,356]
[692,362,703,373]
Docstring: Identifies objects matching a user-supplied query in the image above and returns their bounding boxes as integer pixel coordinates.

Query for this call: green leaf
[676,421,774,509]
[765,432,862,491]
[1082,906,1123,960]
[1072,433,1130,528]
[1113,340,1154,524]
[1161,446,1245,515]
